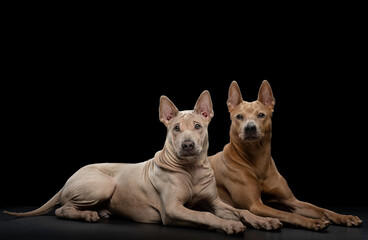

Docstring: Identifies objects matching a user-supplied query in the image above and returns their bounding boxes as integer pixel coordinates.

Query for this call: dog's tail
[3,189,62,217]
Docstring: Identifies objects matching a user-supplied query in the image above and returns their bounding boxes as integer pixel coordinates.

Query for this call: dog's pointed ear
[258,80,275,112]
[227,81,243,112]
[194,90,214,122]
[159,96,179,126]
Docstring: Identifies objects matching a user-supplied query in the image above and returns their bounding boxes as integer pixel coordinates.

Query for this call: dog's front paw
[240,210,282,230]
[307,219,330,231]
[221,220,246,234]
[243,215,282,231]
[329,214,363,227]
[259,217,283,231]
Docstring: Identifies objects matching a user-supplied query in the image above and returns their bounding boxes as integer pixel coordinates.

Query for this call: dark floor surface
[0,206,366,240]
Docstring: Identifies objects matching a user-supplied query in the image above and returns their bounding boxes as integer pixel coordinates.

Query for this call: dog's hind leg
[55,201,101,222]
[55,165,116,222]
[98,209,112,219]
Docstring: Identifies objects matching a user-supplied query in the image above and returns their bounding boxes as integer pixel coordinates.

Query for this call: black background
[1,14,366,209]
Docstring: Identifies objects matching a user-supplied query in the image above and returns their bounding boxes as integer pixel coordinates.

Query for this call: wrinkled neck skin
[154,133,209,174]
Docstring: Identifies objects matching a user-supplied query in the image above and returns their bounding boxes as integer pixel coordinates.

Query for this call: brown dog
[209,80,363,231]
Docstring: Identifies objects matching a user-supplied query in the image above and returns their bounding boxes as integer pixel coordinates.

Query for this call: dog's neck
[226,132,272,176]
[154,141,208,174]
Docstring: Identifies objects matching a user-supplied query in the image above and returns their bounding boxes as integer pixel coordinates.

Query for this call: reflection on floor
[1,206,367,240]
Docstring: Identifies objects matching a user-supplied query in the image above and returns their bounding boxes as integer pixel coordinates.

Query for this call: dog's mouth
[177,146,202,162]
[178,149,200,159]
[175,139,202,160]
[241,123,263,142]
[241,131,262,142]
[243,135,260,142]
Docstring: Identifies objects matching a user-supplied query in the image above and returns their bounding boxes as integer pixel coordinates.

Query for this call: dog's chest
[187,165,216,203]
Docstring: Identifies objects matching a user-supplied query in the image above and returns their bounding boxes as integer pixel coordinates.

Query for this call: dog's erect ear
[159,96,179,126]
[258,80,275,112]
[227,81,243,112]
[194,90,214,122]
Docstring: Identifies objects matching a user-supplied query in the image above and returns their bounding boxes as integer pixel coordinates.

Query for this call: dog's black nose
[245,123,257,134]
[182,140,195,151]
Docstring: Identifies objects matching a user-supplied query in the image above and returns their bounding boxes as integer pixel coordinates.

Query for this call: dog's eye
[195,123,202,129]
[173,126,180,131]
[258,113,265,118]
[236,114,243,120]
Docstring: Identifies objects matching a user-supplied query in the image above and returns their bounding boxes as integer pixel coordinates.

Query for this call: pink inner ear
[166,114,173,121]
[201,111,209,118]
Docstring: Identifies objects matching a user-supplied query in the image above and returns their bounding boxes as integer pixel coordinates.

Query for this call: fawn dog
[209,81,362,230]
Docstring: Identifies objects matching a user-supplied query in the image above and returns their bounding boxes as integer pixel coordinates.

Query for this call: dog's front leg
[160,198,246,234]
[157,179,245,235]
[279,197,363,227]
[211,198,282,230]
[161,201,244,234]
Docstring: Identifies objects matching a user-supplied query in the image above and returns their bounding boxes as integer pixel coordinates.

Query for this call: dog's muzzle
[182,140,195,152]
[243,121,260,141]
[178,139,200,159]
[245,122,257,135]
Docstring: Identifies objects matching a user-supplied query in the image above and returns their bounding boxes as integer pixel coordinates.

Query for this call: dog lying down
[209,81,363,231]
[4,91,281,234]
